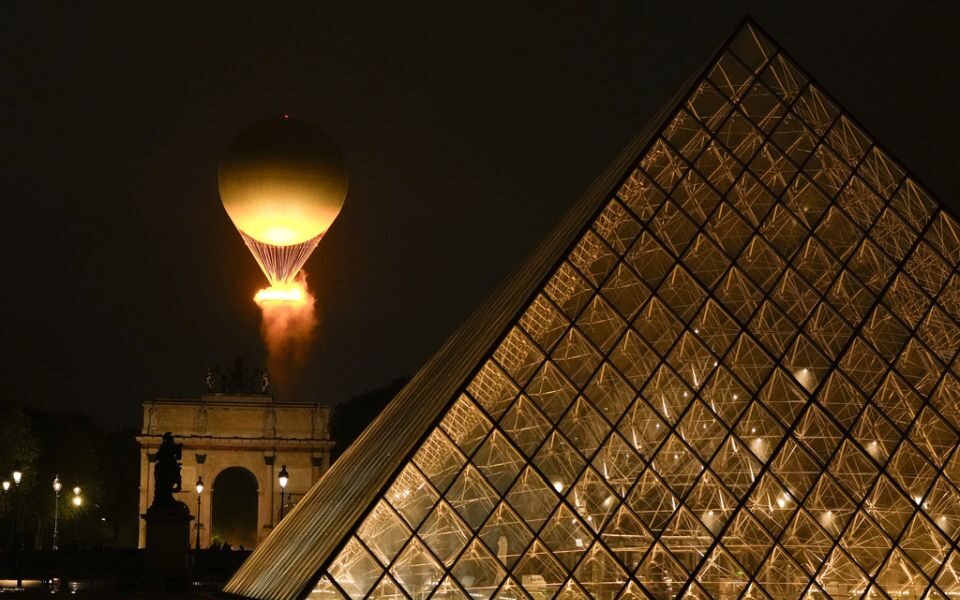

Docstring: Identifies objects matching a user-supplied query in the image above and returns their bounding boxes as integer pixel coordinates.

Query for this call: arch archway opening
[211,466,259,550]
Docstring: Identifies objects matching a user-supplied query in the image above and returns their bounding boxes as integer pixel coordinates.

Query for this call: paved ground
[0,592,221,599]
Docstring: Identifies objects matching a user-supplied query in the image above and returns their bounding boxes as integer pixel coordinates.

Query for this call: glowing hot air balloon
[218,116,347,287]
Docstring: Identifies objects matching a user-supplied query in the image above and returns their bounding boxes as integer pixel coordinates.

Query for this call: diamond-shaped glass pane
[479,501,532,569]
[391,538,445,600]
[451,541,506,600]
[358,500,413,567]
[329,538,383,600]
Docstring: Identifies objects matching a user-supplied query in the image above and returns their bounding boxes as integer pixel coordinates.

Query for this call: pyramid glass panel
[478,501,532,569]
[225,19,960,600]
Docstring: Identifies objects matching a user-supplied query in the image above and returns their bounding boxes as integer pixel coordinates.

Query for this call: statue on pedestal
[143,432,193,583]
[153,432,183,506]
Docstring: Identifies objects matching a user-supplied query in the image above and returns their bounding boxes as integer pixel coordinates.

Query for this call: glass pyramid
[228,18,960,600]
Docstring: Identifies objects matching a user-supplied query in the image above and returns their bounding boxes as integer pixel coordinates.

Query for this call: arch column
[260,453,276,541]
[195,453,208,549]
[137,448,152,547]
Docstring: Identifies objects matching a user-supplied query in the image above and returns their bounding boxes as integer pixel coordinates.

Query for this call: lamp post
[72,487,83,545]
[11,468,23,590]
[278,465,289,520]
[1,481,8,553]
[195,476,204,553]
[52,475,62,550]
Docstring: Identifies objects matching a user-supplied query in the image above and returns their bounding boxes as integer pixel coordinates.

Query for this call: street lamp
[52,475,62,550]
[11,468,23,589]
[1,481,8,555]
[195,476,204,553]
[278,465,289,520]
[72,487,83,545]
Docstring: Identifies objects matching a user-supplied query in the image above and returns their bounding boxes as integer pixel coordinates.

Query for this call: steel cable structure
[240,231,324,286]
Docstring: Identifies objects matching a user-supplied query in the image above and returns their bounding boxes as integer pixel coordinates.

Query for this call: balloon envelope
[219,117,347,285]
[219,117,348,247]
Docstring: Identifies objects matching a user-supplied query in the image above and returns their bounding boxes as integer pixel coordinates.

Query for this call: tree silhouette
[330,377,408,460]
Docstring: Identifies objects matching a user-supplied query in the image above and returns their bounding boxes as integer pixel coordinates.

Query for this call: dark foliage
[330,377,409,460]
[0,401,140,549]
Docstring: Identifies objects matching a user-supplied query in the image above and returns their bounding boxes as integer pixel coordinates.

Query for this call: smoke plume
[255,271,318,401]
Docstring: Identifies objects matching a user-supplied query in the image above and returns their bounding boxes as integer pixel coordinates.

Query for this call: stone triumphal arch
[137,393,333,548]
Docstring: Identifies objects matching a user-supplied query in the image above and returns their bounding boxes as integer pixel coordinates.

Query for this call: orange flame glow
[254,282,309,306]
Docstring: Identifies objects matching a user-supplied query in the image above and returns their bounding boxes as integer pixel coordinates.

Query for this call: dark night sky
[1,3,958,429]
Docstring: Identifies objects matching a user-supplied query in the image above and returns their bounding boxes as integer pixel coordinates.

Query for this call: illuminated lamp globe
[218,116,348,286]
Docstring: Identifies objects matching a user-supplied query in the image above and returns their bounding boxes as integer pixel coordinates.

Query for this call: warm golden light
[254,283,308,306]
[220,174,344,247]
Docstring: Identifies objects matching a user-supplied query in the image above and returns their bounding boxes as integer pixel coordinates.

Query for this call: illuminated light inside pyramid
[225,19,960,600]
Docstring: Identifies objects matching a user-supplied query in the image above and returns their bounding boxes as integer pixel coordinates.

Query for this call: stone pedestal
[143,501,193,580]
